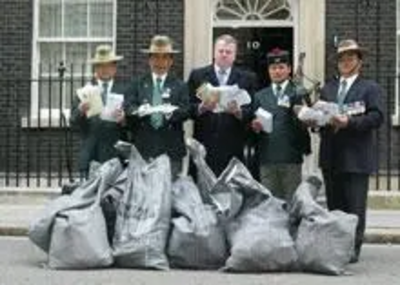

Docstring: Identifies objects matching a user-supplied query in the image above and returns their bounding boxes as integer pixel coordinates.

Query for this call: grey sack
[214,158,298,272]
[167,177,228,269]
[113,146,172,270]
[48,159,123,269]
[290,177,358,275]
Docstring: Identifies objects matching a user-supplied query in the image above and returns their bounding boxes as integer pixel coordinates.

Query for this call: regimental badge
[277,94,291,108]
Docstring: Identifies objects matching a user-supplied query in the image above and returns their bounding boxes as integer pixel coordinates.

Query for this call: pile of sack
[29,140,358,275]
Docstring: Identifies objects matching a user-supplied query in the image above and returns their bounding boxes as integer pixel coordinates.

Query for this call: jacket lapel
[140,74,154,104]
[343,76,361,104]
[206,65,220,86]
[226,67,239,86]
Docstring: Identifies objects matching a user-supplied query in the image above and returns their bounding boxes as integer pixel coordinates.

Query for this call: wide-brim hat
[336,39,367,57]
[90,45,123,64]
[141,35,180,54]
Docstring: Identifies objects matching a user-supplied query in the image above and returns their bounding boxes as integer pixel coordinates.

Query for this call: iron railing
[0,64,399,190]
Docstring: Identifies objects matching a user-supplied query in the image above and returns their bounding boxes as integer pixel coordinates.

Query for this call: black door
[213,27,293,89]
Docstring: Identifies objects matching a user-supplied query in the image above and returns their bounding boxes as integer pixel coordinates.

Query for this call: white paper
[297,100,340,126]
[256,107,273,133]
[132,104,179,117]
[76,84,103,118]
[100,93,124,122]
[196,83,251,113]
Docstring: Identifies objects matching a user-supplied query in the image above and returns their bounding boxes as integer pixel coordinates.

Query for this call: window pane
[39,81,61,109]
[39,43,64,74]
[66,43,89,72]
[89,1,113,37]
[39,0,62,37]
[64,2,88,37]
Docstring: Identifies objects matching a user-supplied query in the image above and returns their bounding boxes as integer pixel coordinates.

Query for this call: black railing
[0,66,399,190]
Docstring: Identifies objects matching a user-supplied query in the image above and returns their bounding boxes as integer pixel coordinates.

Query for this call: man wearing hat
[124,35,190,178]
[318,39,383,263]
[251,48,311,201]
[70,45,127,180]
[187,34,258,177]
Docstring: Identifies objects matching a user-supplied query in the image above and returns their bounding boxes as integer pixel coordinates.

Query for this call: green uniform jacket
[70,79,128,172]
[124,73,190,161]
[252,81,311,164]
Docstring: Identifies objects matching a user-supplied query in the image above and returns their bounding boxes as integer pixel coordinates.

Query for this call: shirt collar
[214,65,232,77]
[272,79,289,93]
[340,73,358,89]
[152,73,167,87]
[97,79,113,92]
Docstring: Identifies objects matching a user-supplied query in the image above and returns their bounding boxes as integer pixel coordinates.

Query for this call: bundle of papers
[100,93,124,122]
[196,83,251,112]
[255,107,273,133]
[76,85,103,118]
[132,104,179,117]
[76,84,124,121]
[296,100,340,126]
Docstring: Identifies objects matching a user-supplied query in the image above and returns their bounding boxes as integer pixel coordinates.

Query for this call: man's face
[213,40,237,69]
[338,52,361,77]
[149,53,173,76]
[94,62,117,81]
[268,63,291,83]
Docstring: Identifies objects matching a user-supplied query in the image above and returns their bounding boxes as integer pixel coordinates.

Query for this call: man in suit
[318,39,383,263]
[251,48,311,201]
[124,35,190,178]
[70,45,126,180]
[188,34,258,177]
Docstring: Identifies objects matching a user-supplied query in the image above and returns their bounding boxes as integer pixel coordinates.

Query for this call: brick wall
[116,0,184,79]
[325,0,399,171]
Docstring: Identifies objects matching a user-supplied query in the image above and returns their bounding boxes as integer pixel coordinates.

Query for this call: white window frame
[24,0,117,128]
[394,0,400,126]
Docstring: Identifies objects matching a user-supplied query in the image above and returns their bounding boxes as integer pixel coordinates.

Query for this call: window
[395,0,400,125]
[214,0,293,24]
[29,0,116,127]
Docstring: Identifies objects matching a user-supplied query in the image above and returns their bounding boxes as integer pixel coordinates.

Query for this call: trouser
[322,169,369,257]
[170,159,183,181]
[260,163,302,202]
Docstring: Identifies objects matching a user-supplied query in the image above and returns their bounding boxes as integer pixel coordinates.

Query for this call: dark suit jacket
[319,76,383,174]
[70,79,127,172]
[252,81,311,164]
[124,73,190,161]
[187,64,258,176]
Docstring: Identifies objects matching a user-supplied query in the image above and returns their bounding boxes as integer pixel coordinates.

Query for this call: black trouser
[323,169,369,257]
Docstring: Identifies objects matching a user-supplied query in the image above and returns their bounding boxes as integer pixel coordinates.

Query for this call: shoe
[350,254,359,264]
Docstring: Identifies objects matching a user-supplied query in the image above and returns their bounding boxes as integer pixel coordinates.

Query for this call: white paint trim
[393,2,400,126]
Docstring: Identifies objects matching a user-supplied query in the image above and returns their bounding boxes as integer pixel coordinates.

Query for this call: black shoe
[350,254,359,264]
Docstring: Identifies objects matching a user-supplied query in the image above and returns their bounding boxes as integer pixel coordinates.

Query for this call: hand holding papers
[255,107,273,133]
[196,83,251,112]
[296,100,340,126]
[100,93,124,122]
[76,85,103,118]
[133,103,179,118]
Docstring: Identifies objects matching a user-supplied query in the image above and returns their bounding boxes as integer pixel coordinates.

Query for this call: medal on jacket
[343,101,366,116]
[278,94,291,108]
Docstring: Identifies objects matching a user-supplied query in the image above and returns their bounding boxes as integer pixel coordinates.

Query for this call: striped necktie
[337,80,348,112]
[151,77,163,129]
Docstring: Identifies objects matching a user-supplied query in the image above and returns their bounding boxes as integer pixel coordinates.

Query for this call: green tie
[101,81,109,104]
[151,77,163,129]
[275,84,282,98]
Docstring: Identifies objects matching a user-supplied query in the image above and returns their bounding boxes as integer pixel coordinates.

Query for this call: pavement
[1,238,399,285]
[1,187,400,244]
